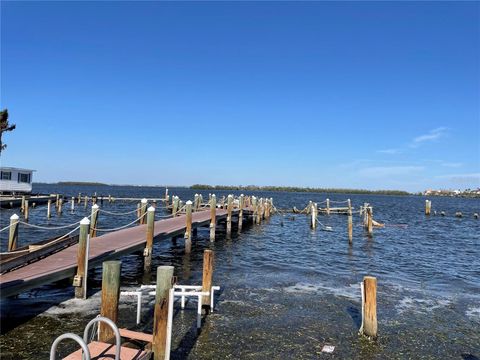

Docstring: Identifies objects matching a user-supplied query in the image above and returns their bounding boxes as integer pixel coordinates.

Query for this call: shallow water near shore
[1,184,479,359]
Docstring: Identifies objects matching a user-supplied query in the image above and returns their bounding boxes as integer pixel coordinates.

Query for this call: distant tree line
[190,184,410,195]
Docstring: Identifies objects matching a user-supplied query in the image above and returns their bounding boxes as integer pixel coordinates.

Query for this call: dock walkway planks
[0,208,238,298]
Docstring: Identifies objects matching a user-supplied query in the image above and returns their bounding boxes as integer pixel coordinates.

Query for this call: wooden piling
[153,266,174,360]
[310,202,317,229]
[165,188,169,206]
[202,250,214,309]
[226,194,233,238]
[210,194,216,241]
[99,260,122,342]
[78,193,82,204]
[84,195,88,208]
[56,194,60,208]
[361,276,377,338]
[172,196,179,216]
[256,200,262,225]
[57,198,63,214]
[194,194,199,211]
[238,194,244,233]
[8,214,19,251]
[47,199,52,219]
[347,199,353,244]
[367,207,373,236]
[185,200,192,252]
[140,198,148,225]
[425,200,431,216]
[21,195,25,213]
[326,198,330,215]
[24,200,29,221]
[90,204,99,238]
[74,217,90,299]
[70,197,75,211]
[144,206,155,272]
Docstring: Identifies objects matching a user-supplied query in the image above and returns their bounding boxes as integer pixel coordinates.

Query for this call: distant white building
[0,167,35,194]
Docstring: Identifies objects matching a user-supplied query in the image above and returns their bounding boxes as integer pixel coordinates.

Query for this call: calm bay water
[0,184,479,359]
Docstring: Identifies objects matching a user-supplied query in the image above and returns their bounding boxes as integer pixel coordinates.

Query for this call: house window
[18,173,31,183]
[1,171,12,180]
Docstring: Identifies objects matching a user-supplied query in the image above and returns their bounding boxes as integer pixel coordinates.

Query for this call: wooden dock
[0,208,248,299]
[0,194,57,209]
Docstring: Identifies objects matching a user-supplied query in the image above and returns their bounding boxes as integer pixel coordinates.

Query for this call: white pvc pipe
[165,288,174,360]
[83,235,90,299]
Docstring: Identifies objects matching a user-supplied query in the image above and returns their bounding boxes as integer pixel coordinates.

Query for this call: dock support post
[172,196,179,216]
[8,214,19,251]
[185,200,192,253]
[47,199,52,219]
[78,193,81,204]
[74,217,91,299]
[57,198,63,215]
[252,196,257,224]
[326,198,330,215]
[202,249,214,310]
[153,266,174,360]
[310,202,317,229]
[307,201,312,215]
[425,200,431,216]
[90,204,99,238]
[56,194,60,208]
[360,276,377,338]
[70,197,75,212]
[144,206,156,272]
[347,199,353,244]
[210,194,216,241]
[256,199,262,225]
[367,206,373,236]
[226,194,233,238]
[24,200,29,221]
[238,194,244,233]
[21,195,25,213]
[194,194,199,211]
[84,195,88,208]
[99,260,122,342]
[140,198,148,224]
[165,188,169,206]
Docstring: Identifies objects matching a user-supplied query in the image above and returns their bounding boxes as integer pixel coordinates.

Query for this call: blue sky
[1,1,479,192]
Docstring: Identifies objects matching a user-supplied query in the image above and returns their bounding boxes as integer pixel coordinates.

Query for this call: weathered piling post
[108,194,112,203]
[153,266,174,360]
[165,188,169,207]
[84,195,88,208]
[326,198,330,215]
[99,260,122,342]
[144,206,156,272]
[21,195,26,213]
[194,194,199,211]
[55,194,60,208]
[74,217,90,299]
[256,199,262,225]
[8,214,19,251]
[252,196,257,224]
[24,200,29,221]
[89,204,99,238]
[360,276,377,338]
[307,200,312,215]
[77,193,81,204]
[347,199,353,244]
[47,199,52,219]
[425,200,431,216]
[70,197,75,212]
[210,194,216,241]
[57,198,63,215]
[172,196,179,216]
[367,206,373,236]
[238,194,244,233]
[185,200,193,253]
[226,194,233,238]
[136,202,141,218]
[310,202,317,229]
[139,198,148,225]
[202,249,214,310]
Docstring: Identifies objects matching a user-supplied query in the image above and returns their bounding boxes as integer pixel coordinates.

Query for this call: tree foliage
[0,109,16,154]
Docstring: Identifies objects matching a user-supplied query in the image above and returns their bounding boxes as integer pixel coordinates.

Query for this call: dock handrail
[83,316,121,360]
[50,333,91,360]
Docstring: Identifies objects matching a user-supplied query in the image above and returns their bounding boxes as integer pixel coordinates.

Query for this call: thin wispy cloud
[410,127,448,148]
[440,162,463,168]
[377,149,401,155]
[358,166,424,177]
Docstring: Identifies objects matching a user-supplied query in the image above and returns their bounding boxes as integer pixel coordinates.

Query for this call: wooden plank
[119,328,153,343]
[63,341,150,360]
